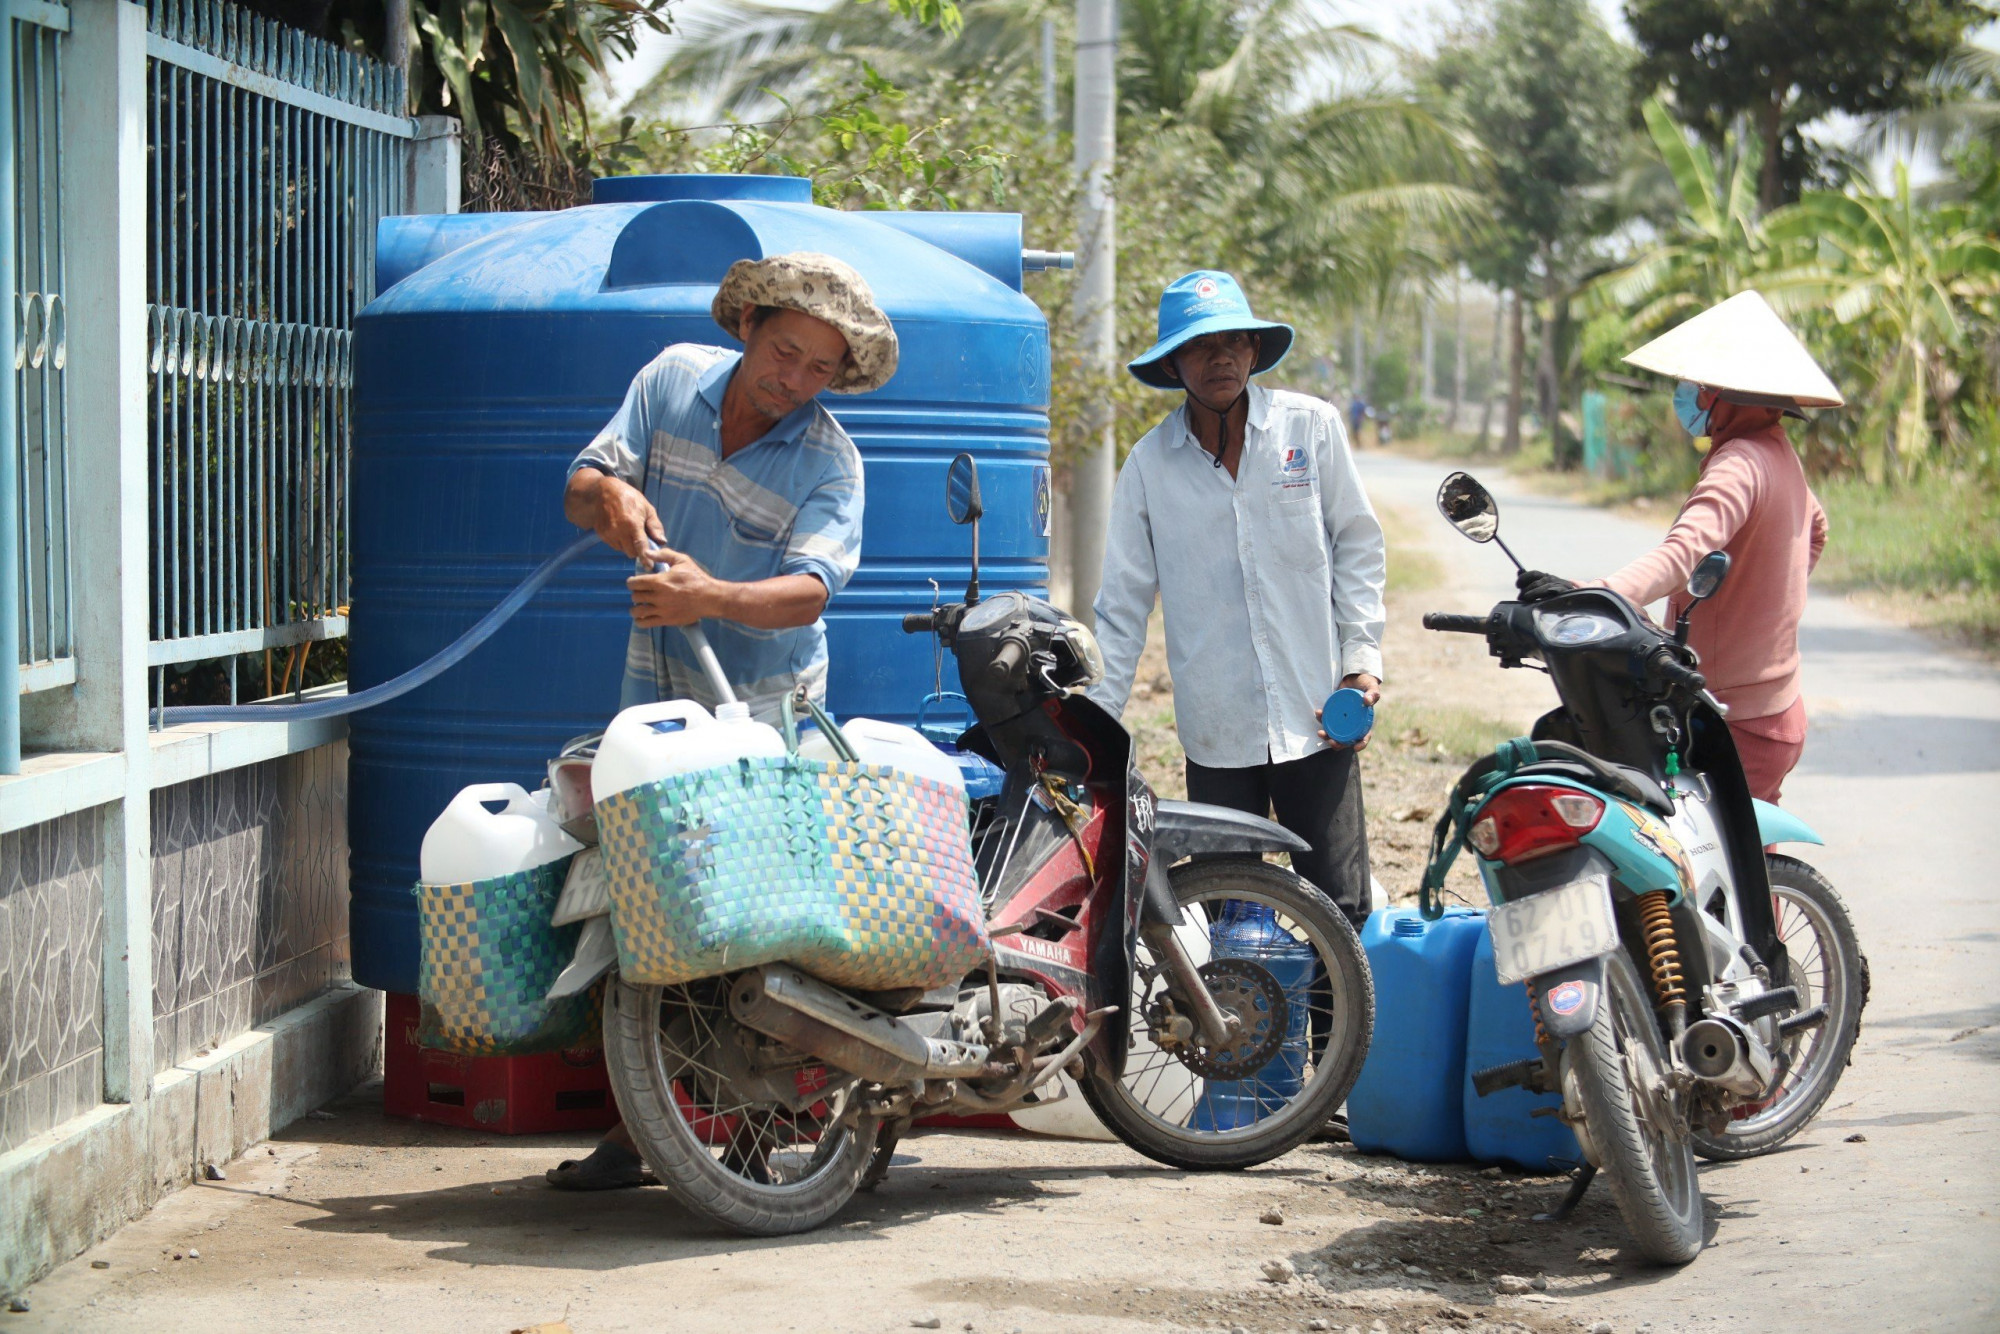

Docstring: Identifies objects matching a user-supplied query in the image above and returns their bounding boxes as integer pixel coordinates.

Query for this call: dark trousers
[1185,746,1372,929]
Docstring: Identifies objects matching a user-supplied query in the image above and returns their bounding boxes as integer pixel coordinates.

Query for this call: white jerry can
[797,716,968,793]
[419,783,583,886]
[590,698,788,806]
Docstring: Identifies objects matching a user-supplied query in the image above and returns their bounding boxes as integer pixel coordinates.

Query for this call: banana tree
[410,0,674,152]
[1584,99,1774,335]
[1764,162,2000,480]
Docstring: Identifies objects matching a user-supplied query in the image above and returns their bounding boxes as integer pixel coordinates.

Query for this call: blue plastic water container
[1463,929,1582,1171]
[1192,901,1316,1131]
[1347,907,1485,1161]
[349,173,1054,993]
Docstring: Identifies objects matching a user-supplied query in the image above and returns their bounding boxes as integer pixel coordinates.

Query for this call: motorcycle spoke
[649,982,848,1190]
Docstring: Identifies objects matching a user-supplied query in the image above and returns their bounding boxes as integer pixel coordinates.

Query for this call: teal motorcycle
[1420,473,1868,1265]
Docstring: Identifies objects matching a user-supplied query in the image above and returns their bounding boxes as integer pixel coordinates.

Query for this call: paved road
[1361,451,2000,1332]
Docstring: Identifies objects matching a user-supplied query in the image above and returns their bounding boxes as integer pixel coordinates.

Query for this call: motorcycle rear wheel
[1563,948,1705,1264]
[1077,859,1373,1171]
[1692,856,1869,1161]
[603,974,877,1236]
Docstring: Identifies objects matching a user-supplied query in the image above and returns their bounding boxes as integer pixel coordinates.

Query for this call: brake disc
[1171,957,1289,1080]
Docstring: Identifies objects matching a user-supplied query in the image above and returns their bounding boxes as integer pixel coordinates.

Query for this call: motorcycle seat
[1512,756,1674,816]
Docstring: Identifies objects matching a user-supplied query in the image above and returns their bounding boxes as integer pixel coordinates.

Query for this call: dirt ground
[17,1081,1644,1334]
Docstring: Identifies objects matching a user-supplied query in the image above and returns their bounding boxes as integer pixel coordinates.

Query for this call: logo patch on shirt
[1276,446,1313,490]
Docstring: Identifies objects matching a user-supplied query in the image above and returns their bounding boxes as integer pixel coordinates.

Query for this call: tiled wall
[150,742,350,1073]
[0,811,107,1153]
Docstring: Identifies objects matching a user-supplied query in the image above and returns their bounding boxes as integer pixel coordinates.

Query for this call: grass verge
[1811,471,2000,651]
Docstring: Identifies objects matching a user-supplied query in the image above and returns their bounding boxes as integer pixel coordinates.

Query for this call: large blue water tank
[348,174,1053,994]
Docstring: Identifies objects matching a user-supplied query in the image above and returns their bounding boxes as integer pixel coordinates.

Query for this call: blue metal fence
[4,0,73,771]
[143,0,411,700]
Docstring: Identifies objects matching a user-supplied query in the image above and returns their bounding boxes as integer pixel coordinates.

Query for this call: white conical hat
[1622,290,1843,408]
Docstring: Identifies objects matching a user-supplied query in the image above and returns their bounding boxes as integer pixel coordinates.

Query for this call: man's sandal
[544,1140,657,1191]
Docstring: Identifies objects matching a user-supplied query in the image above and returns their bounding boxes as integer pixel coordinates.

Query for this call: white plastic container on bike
[419,783,583,886]
[797,716,967,793]
[591,698,788,806]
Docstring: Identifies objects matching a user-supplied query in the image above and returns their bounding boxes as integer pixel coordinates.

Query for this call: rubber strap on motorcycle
[1418,736,1538,920]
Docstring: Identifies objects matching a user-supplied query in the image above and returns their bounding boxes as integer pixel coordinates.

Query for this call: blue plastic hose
[160,534,602,725]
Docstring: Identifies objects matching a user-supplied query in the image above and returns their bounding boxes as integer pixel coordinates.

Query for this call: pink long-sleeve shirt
[1602,427,1828,722]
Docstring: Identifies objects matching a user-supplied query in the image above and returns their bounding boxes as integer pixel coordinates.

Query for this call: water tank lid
[591,173,814,206]
[1393,918,1427,937]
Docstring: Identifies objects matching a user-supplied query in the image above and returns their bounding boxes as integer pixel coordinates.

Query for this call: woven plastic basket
[596,752,988,991]
[413,856,603,1056]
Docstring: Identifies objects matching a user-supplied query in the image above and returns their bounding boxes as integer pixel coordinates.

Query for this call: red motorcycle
[598,454,1374,1234]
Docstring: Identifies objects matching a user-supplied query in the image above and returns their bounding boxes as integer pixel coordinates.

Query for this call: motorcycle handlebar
[1650,647,1707,694]
[901,612,936,634]
[1422,611,1491,635]
[989,637,1028,681]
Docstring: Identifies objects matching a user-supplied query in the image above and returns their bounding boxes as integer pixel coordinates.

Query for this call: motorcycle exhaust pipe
[729,965,991,1084]
[1680,1014,1775,1097]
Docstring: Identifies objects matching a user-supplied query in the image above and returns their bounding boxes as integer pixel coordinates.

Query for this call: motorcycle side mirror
[1675,550,1731,645]
[946,452,983,604]
[1436,471,1499,542]
[1436,470,1525,571]
[1686,550,1731,602]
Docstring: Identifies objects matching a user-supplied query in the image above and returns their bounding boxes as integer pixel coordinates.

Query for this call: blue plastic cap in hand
[1322,687,1375,747]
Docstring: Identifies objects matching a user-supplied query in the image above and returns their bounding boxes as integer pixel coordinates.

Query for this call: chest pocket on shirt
[1267,488,1328,571]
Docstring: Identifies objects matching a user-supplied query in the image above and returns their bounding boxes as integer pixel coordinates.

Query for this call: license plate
[1488,875,1618,986]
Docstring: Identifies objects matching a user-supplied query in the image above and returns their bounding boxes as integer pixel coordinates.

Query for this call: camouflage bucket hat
[711,252,899,394]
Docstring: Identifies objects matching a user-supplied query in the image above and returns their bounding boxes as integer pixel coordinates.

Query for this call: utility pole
[1041,14,1068,607]
[1420,292,1435,411]
[1067,0,1116,628]
[1041,18,1058,137]
[1449,268,1466,433]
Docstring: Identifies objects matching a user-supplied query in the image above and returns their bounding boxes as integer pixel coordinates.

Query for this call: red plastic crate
[382,992,621,1135]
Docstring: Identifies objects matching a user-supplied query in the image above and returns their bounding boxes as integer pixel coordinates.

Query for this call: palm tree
[1857,41,2000,201]
[1763,162,2000,480]
[626,0,1051,122]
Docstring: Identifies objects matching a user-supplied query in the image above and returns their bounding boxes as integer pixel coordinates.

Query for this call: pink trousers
[1730,697,1807,804]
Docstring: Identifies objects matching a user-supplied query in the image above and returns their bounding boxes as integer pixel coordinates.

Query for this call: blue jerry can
[1463,928,1584,1172]
[1347,907,1484,1161]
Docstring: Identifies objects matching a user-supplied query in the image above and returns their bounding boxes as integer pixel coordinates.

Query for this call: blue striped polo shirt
[568,343,865,718]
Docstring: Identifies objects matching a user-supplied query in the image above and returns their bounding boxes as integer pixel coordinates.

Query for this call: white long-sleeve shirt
[1087,384,1386,769]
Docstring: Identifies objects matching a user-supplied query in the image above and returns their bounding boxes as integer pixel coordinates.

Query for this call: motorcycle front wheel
[603,974,877,1236]
[1692,856,1869,1161]
[1563,948,1705,1264]
[1078,858,1373,1171]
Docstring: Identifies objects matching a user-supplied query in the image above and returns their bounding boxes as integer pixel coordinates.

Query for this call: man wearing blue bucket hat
[1089,271,1386,930]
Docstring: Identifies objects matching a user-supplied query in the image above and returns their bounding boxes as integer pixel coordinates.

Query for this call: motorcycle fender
[546,916,617,999]
[1753,799,1823,847]
[1152,800,1309,862]
[1532,956,1607,1039]
[1140,852,1184,928]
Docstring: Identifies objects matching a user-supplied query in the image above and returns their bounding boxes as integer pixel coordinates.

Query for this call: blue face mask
[1674,381,1711,437]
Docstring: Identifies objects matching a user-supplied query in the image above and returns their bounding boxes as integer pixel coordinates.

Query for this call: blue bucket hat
[1127,270,1294,389]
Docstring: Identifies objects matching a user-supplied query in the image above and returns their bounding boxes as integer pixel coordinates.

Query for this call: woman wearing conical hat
[1518,292,1839,803]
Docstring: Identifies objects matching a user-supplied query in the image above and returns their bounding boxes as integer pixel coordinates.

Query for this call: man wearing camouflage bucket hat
[553,251,894,1189]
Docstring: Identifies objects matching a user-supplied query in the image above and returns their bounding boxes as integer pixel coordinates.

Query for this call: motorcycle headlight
[1541,611,1624,647]
[1058,619,1105,687]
